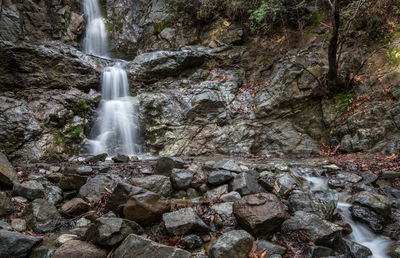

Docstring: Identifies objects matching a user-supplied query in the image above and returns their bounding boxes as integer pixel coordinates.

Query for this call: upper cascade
[83,0,109,57]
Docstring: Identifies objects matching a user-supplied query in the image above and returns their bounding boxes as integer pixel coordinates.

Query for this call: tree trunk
[327,0,340,91]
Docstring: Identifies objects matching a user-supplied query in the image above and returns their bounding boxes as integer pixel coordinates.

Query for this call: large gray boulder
[288,190,336,220]
[162,207,209,235]
[79,174,122,202]
[131,175,172,197]
[85,216,143,246]
[105,183,144,216]
[0,153,18,186]
[0,229,42,258]
[114,233,191,258]
[52,240,108,258]
[13,180,45,201]
[0,192,13,218]
[281,211,343,245]
[229,172,262,196]
[22,199,61,233]
[209,230,253,258]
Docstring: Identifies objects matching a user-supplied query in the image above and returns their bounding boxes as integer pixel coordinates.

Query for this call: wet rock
[233,193,286,235]
[22,199,61,233]
[213,159,242,173]
[52,240,108,258]
[163,207,210,235]
[79,174,122,202]
[0,192,13,217]
[114,233,191,258]
[0,153,18,186]
[85,216,143,246]
[221,191,241,202]
[13,180,45,201]
[0,229,42,258]
[288,190,336,219]
[85,153,107,163]
[360,171,378,185]
[60,198,89,216]
[350,204,386,232]
[303,245,333,257]
[322,164,341,171]
[76,217,91,227]
[112,154,130,163]
[58,173,88,190]
[123,191,170,225]
[131,175,172,197]
[258,171,276,192]
[208,170,233,186]
[212,202,234,219]
[45,185,63,205]
[170,169,193,190]
[344,239,372,258]
[30,246,56,258]
[56,234,79,246]
[257,240,286,256]
[64,166,93,176]
[154,156,183,176]
[11,219,26,232]
[273,173,299,196]
[0,221,11,230]
[209,230,253,258]
[328,172,362,189]
[229,172,262,196]
[379,185,400,209]
[352,191,392,217]
[389,241,400,258]
[47,173,62,183]
[206,184,229,201]
[127,46,212,82]
[281,211,343,244]
[186,188,200,198]
[182,234,203,250]
[105,183,144,216]
[382,170,400,179]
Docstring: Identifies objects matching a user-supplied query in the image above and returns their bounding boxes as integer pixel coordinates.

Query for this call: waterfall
[83,0,140,157]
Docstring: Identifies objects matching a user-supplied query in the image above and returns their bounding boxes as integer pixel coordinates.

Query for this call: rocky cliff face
[0,0,398,160]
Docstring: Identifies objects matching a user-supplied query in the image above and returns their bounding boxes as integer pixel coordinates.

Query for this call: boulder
[208,170,233,186]
[13,181,45,201]
[123,191,170,225]
[273,173,299,196]
[52,240,108,258]
[60,198,89,216]
[85,216,143,246]
[170,169,193,190]
[30,246,56,258]
[206,184,229,201]
[220,191,241,202]
[389,241,400,258]
[0,229,42,258]
[154,157,184,176]
[352,191,392,218]
[45,185,63,205]
[212,202,234,219]
[79,174,122,202]
[328,172,363,189]
[0,192,13,217]
[11,219,26,232]
[344,239,372,258]
[0,153,18,186]
[181,234,203,250]
[114,233,191,258]
[303,246,333,257]
[233,193,286,235]
[257,240,286,256]
[131,175,172,197]
[213,159,242,173]
[229,172,262,196]
[105,183,144,216]
[112,154,130,163]
[209,230,253,258]
[281,211,343,244]
[22,199,61,233]
[162,207,209,235]
[59,173,88,190]
[288,190,336,219]
[350,204,386,233]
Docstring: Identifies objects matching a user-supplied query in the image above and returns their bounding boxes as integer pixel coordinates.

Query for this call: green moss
[63,6,71,33]
[333,91,354,112]
[154,21,172,35]
[73,100,88,117]
[149,128,166,144]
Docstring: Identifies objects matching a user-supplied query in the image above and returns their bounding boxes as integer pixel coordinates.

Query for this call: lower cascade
[88,63,140,156]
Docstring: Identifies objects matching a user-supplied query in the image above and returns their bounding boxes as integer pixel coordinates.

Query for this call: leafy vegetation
[333,91,354,112]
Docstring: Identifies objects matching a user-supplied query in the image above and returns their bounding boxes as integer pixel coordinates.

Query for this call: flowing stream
[305,175,393,258]
[83,0,140,156]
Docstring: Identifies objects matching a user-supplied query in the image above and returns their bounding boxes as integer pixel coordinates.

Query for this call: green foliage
[149,128,166,144]
[333,91,354,112]
[154,21,172,35]
[73,100,88,117]
[387,46,400,63]
[63,6,71,33]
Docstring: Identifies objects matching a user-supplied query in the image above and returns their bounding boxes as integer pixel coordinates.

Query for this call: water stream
[83,0,140,156]
[305,175,393,257]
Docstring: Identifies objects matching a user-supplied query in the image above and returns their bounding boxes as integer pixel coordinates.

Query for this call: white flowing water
[304,176,393,257]
[83,0,140,156]
[83,0,109,57]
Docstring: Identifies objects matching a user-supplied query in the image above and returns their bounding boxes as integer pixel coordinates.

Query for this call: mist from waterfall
[83,0,140,156]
